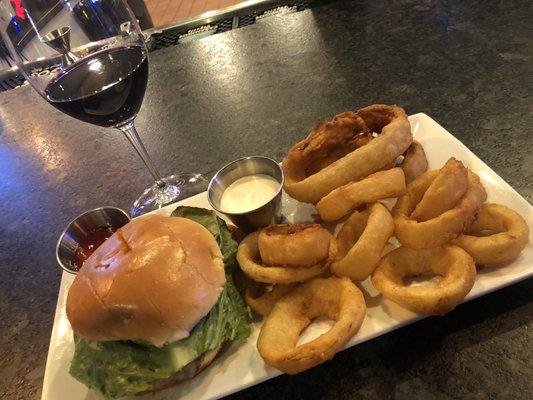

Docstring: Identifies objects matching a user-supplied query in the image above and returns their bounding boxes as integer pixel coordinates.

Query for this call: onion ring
[316,168,406,222]
[452,203,529,265]
[257,276,366,374]
[400,141,428,183]
[236,231,336,283]
[393,169,486,249]
[282,111,369,188]
[233,255,296,316]
[411,157,468,222]
[332,203,394,281]
[258,224,332,267]
[371,245,476,315]
[283,104,413,204]
[244,282,297,316]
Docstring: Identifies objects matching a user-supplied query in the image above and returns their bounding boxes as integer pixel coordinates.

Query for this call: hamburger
[66,207,251,399]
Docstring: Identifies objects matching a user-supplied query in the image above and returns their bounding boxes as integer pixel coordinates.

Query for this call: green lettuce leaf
[171,206,237,272]
[69,207,250,399]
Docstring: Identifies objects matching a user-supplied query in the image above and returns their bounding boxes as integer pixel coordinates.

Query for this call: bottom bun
[139,346,222,395]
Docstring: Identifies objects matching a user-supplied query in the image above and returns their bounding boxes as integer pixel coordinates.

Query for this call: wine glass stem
[118,121,166,188]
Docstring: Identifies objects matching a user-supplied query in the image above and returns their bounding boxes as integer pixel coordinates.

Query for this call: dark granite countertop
[0,0,531,399]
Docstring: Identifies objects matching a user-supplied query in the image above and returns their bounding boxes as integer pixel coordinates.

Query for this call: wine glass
[0,0,206,217]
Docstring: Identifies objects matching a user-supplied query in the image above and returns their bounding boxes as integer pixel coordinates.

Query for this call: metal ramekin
[207,156,284,233]
[56,206,130,274]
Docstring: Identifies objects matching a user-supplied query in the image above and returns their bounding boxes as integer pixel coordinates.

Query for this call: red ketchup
[74,226,115,271]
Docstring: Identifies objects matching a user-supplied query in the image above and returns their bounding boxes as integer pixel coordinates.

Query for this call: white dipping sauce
[220,174,280,213]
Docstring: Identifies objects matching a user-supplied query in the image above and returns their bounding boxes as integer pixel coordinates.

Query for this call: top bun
[66,215,225,347]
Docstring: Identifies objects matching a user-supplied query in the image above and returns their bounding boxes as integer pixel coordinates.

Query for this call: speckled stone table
[0,0,531,399]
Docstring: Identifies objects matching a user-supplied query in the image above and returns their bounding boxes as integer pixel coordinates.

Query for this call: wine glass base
[130,173,208,217]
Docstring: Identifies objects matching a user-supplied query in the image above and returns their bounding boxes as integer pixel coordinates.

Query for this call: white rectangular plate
[42,114,533,400]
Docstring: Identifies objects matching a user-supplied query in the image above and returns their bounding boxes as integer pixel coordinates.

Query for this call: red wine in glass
[44,46,148,128]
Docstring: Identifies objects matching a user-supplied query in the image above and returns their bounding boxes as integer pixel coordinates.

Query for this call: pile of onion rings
[257,277,366,374]
[235,104,530,377]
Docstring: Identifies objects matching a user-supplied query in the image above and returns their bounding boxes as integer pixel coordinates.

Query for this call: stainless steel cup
[56,207,130,274]
[207,156,284,233]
